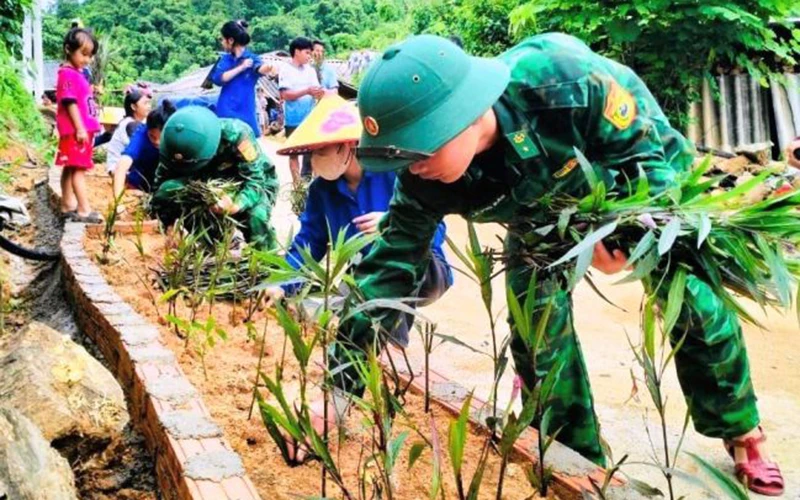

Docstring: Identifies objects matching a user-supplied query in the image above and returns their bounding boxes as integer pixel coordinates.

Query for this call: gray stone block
[183,450,245,482]
[161,410,222,440]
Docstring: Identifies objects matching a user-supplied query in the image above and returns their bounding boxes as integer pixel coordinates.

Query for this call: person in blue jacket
[110,101,176,200]
[266,99,453,350]
[211,20,273,137]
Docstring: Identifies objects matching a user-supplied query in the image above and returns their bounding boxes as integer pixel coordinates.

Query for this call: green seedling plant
[447,392,492,500]
[417,322,437,413]
[166,314,228,379]
[446,222,508,437]
[205,223,236,316]
[505,272,565,497]
[349,349,411,500]
[157,219,203,335]
[98,190,125,264]
[132,200,146,259]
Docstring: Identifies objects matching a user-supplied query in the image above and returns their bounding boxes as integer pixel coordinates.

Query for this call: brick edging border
[47,167,261,500]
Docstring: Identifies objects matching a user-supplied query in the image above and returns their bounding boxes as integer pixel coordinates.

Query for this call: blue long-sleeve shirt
[284,171,453,292]
[211,50,262,136]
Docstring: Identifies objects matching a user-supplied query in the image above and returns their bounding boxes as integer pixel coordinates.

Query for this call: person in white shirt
[279,37,323,183]
[106,85,152,174]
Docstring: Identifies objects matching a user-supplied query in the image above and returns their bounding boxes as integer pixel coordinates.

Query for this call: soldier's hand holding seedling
[211,194,239,215]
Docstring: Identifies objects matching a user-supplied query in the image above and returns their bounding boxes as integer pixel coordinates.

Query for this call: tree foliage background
[1,0,50,158]
[36,0,800,126]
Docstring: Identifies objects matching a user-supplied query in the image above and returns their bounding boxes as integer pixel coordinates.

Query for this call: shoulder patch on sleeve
[603,80,637,130]
[237,138,258,162]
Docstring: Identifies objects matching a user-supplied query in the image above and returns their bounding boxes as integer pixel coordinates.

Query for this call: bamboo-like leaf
[574,147,598,189]
[697,213,712,249]
[627,230,656,267]
[624,476,665,497]
[342,297,432,324]
[408,442,426,470]
[430,332,487,356]
[662,268,687,336]
[691,168,774,207]
[570,241,594,289]
[387,431,409,474]
[465,440,491,500]
[429,414,443,500]
[445,235,477,278]
[301,417,338,473]
[449,392,473,479]
[159,288,184,303]
[558,207,576,239]
[687,452,750,499]
[643,296,657,362]
[256,395,293,463]
[507,284,530,347]
[548,220,619,269]
[658,217,681,256]
[754,234,792,307]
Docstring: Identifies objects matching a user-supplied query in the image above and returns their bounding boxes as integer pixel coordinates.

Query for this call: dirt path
[262,137,799,499]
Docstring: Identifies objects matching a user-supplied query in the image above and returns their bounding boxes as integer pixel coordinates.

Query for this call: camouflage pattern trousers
[506,239,760,466]
[236,201,276,251]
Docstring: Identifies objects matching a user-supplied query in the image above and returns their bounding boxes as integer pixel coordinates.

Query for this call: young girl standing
[55,26,102,223]
[211,20,273,137]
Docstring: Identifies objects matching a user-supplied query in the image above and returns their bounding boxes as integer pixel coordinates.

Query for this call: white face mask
[311,145,352,181]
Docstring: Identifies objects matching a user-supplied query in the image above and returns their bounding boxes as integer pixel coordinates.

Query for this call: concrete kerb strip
[47,165,262,500]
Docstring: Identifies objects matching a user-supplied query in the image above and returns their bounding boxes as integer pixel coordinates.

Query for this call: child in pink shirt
[55,26,102,223]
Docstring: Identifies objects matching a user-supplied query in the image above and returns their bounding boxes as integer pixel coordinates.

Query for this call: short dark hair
[312,40,325,48]
[221,20,251,46]
[447,35,464,48]
[63,26,98,58]
[289,37,314,56]
[146,100,176,131]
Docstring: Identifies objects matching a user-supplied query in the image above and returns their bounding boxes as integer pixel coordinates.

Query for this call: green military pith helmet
[160,106,222,171]
[356,35,511,173]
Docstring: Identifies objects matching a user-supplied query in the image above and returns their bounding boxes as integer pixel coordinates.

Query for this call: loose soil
[84,229,553,500]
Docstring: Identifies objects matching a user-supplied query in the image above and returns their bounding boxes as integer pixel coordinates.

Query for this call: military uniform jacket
[349,33,695,335]
[151,118,278,223]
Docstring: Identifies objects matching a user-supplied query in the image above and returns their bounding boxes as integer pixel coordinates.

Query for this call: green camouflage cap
[160,106,221,171]
[356,35,510,172]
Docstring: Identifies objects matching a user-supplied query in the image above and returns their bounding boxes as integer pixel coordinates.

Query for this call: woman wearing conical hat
[265,96,454,459]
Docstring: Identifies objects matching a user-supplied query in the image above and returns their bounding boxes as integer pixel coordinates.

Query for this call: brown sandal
[723,427,784,496]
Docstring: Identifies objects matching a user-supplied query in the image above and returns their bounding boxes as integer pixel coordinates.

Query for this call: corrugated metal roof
[687,73,799,157]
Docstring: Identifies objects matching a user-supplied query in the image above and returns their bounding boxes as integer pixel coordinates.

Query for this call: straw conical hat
[276,95,361,156]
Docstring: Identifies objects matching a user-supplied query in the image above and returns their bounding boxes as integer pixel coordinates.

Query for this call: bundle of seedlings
[168,179,242,246]
[155,254,266,299]
[286,178,309,217]
[507,151,800,324]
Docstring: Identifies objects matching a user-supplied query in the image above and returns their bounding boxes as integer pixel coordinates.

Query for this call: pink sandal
[723,427,784,496]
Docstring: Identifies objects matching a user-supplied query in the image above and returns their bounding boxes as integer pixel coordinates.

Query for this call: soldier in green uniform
[151,106,279,250]
[311,34,782,495]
